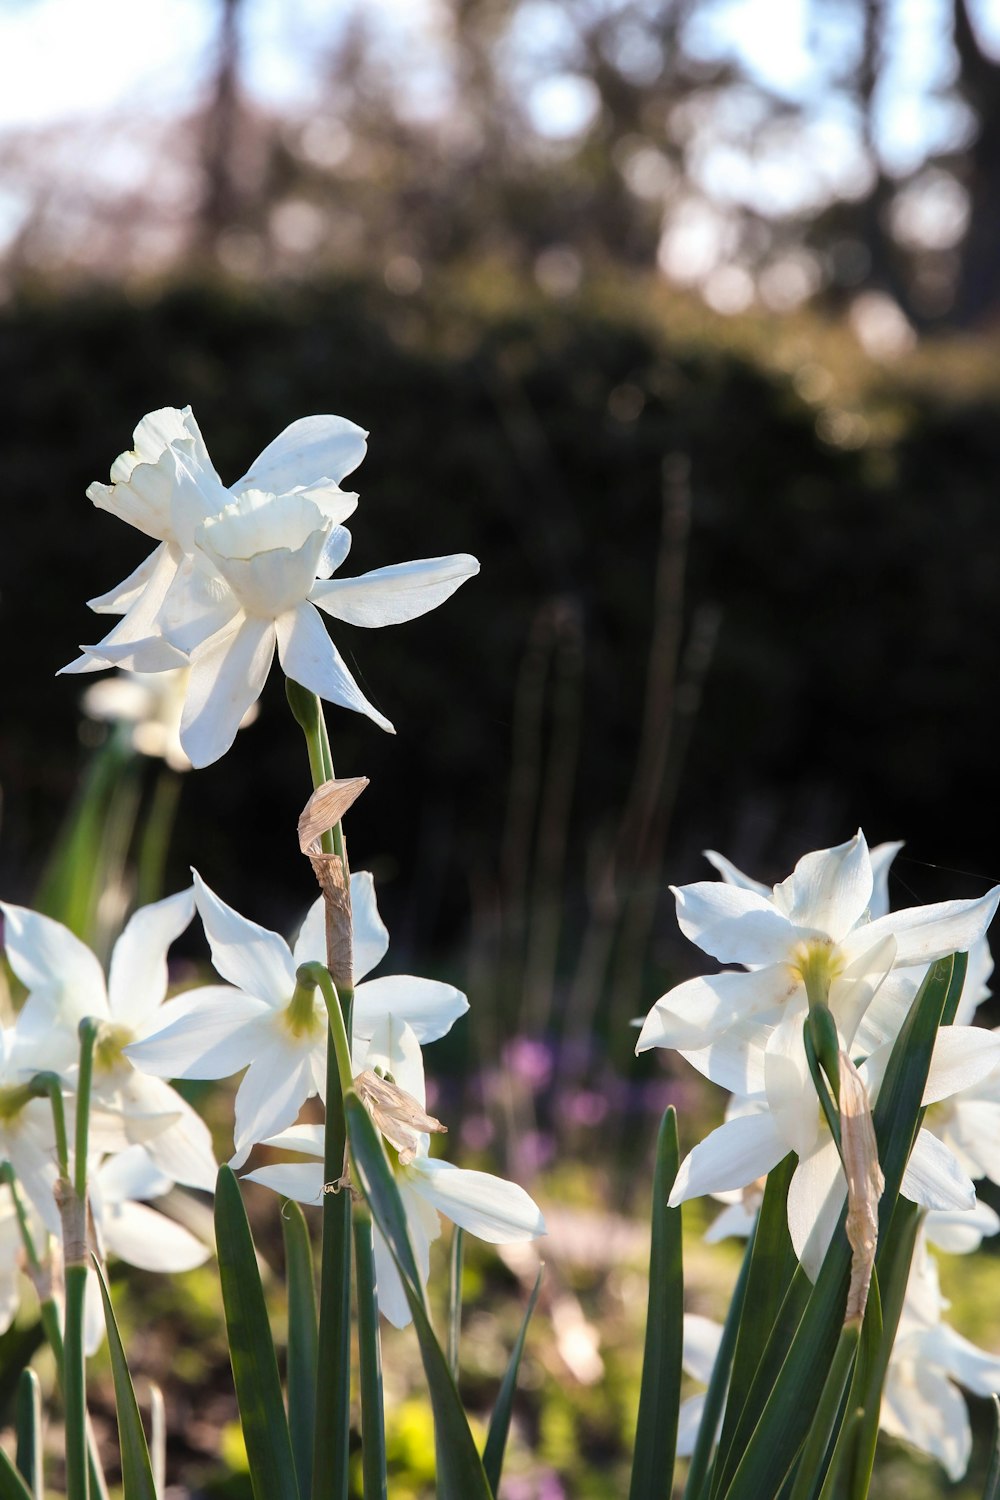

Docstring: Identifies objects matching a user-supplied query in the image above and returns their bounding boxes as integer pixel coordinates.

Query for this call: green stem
[63,1019,98,1500]
[447,1227,465,1383]
[353,1210,387,1500]
[75,1020,98,1200]
[298,965,355,1099]
[30,1075,70,1179]
[312,1028,353,1500]
[286,681,339,855]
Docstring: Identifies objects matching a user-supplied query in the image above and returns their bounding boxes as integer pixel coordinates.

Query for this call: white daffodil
[78,1146,212,1355]
[0,1180,45,1334]
[65,406,480,768]
[82,666,258,772]
[923,1024,1000,1188]
[246,1015,545,1328]
[881,1241,1000,1480]
[125,871,469,1169]
[63,406,365,678]
[669,1013,1000,1277]
[0,892,217,1192]
[637,832,999,1061]
[676,1314,724,1457]
[0,1023,62,1234]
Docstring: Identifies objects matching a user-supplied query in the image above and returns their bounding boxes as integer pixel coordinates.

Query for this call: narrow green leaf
[717,957,957,1500]
[684,1224,755,1500]
[312,1038,351,1500]
[353,1210,387,1500]
[711,1155,799,1495]
[629,1107,683,1500]
[345,1094,494,1500]
[483,1266,543,1494]
[215,1167,298,1500]
[983,1397,1000,1500]
[448,1226,465,1382]
[282,1200,318,1500]
[92,1257,157,1500]
[14,1369,41,1498]
[0,1450,34,1500]
[786,1322,860,1500]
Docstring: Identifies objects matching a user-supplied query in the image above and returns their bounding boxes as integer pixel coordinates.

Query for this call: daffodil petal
[180,615,275,768]
[275,602,394,732]
[238,414,369,495]
[668,1113,788,1206]
[352,976,468,1045]
[193,871,296,1009]
[310,553,480,627]
[107,887,195,1028]
[125,987,271,1078]
[672,882,799,966]
[901,1130,975,1212]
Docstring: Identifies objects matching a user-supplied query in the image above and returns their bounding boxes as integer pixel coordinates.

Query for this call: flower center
[282,980,325,1040]
[94,1023,136,1074]
[0,1085,33,1124]
[789,939,844,1009]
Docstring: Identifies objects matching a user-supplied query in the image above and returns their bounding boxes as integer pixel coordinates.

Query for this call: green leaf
[15,1368,41,1498]
[717,957,957,1500]
[345,1094,495,1500]
[710,1155,800,1495]
[483,1266,543,1494]
[215,1167,298,1500]
[684,1224,755,1500]
[983,1397,1000,1500]
[0,1449,34,1500]
[353,1211,388,1500]
[448,1226,465,1382]
[282,1200,318,1500]
[92,1258,157,1500]
[629,1106,683,1500]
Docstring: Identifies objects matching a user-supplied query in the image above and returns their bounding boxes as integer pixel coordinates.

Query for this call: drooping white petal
[925,1323,1000,1397]
[244,1161,325,1204]
[786,1138,846,1280]
[925,1199,1000,1255]
[101,1200,210,1273]
[88,542,169,615]
[258,1123,324,1156]
[353,976,469,1045]
[275,602,394,733]
[192,872,296,1009]
[125,987,272,1078]
[316,526,353,580]
[678,1022,769,1097]
[868,841,904,921]
[672,883,799,967]
[238,415,369,495]
[953,936,994,1025]
[310,554,480,627]
[97,1144,173,1204]
[231,1042,318,1168]
[881,1355,970,1481]
[774,832,873,942]
[636,965,798,1054]
[763,1011,819,1159]
[922,1026,1000,1105]
[119,1077,217,1192]
[702,850,770,896]
[682,1314,724,1385]
[840,887,1000,970]
[704,1199,757,1243]
[668,1113,788,1206]
[180,615,275,768]
[829,933,897,1048]
[292,897,327,969]
[350,871,390,980]
[677,1395,707,1459]
[371,1182,440,1329]
[107,888,195,1028]
[0,903,109,1022]
[901,1130,976,1212]
[406,1158,545,1243]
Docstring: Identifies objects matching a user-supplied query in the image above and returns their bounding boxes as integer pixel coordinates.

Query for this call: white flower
[246,1015,545,1328]
[63,406,365,677]
[64,407,481,768]
[881,1242,1000,1480]
[637,832,998,1059]
[0,892,217,1192]
[125,871,469,1169]
[81,666,258,772]
[80,1146,212,1355]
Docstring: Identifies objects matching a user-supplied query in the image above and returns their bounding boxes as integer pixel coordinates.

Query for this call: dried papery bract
[353,1069,446,1165]
[298,777,368,990]
[840,1052,884,1325]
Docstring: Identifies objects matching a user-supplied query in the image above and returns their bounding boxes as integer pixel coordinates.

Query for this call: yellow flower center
[282,981,325,1040]
[789,938,844,1010]
[94,1023,135,1074]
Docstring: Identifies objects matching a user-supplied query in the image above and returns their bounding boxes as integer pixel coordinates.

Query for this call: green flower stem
[447,1227,464,1383]
[286,681,345,858]
[786,1322,860,1500]
[29,1075,70,1180]
[62,1019,98,1500]
[353,1208,387,1500]
[803,1021,842,1152]
[297,965,355,1100]
[296,967,356,1500]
